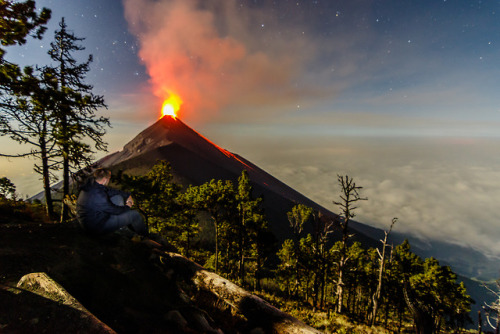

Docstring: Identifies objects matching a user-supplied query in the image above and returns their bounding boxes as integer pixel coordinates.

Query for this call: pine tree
[235,170,266,285]
[287,204,312,300]
[393,240,472,333]
[1,0,52,215]
[46,18,109,222]
[0,0,50,61]
[0,66,60,218]
[0,176,15,199]
[182,179,236,274]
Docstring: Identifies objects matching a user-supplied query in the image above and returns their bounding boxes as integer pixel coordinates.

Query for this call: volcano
[28,115,494,326]
[95,116,376,244]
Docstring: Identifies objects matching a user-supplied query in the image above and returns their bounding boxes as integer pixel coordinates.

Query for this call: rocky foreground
[0,221,320,333]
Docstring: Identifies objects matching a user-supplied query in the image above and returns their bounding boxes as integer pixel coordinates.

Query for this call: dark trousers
[99,195,147,235]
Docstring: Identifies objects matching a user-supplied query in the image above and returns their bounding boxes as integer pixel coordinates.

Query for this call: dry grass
[253,291,394,333]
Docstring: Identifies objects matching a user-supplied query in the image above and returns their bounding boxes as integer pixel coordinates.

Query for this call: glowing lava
[161,93,183,119]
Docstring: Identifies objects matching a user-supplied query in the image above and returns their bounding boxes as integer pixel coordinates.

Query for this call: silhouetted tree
[0,177,15,199]
[332,174,366,314]
[1,0,53,216]
[47,18,108,222]
[484,280,500,334]
[0,0,50,94]
[0,66,62,218]
[0,0,50,61]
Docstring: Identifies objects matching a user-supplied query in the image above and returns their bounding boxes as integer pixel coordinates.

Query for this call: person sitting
[76,168,147,236]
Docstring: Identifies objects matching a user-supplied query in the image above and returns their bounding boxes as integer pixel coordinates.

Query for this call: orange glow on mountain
[188,127,255,171]
[161,93,183,119]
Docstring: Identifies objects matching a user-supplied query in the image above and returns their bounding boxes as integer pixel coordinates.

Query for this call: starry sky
[2,0,500,260]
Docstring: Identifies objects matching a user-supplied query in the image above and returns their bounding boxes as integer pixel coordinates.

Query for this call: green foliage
[120,161,181,230]
[276,238,296,296]
[181,178,236,274]
[0,0,51,60]
[0,177,15,199]
[392,240,473,332]
[0,194,46,223]
[287,203,312,237]
[273,225,472,332]
[178,171,273,287]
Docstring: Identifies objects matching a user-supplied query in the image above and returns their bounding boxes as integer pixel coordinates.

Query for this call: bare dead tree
[332,174,367,314]
[371,217,397,326]
[483,280,500,334]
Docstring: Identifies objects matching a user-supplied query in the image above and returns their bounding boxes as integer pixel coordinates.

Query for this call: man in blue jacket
[76,168,147,236]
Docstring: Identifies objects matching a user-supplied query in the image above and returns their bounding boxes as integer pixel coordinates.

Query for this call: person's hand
[126,196,134,207]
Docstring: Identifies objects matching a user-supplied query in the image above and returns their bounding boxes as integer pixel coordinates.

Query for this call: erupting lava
[161,93,183,119]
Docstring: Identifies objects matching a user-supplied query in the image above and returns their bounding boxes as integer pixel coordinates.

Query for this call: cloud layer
[216,133,500,259]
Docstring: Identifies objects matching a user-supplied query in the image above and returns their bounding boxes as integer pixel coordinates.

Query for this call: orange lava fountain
[161,93,183,119]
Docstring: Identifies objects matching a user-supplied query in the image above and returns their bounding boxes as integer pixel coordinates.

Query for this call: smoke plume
[122,0,313,122]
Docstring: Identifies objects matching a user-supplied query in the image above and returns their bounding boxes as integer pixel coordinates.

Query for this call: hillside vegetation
[1,183,480,333]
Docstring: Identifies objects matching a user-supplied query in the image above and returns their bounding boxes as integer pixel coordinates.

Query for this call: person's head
[93,168,111,186]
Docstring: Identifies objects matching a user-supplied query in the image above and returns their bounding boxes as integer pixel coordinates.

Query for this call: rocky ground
[0,220,244,333]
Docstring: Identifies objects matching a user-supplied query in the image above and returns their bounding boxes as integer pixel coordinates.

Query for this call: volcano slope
[96,115,378,248]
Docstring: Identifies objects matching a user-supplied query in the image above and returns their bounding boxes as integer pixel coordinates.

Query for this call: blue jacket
[76,180,131,231]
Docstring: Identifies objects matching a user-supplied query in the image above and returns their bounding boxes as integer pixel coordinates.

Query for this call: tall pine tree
[0,66,60,218]
[47,18,109,222]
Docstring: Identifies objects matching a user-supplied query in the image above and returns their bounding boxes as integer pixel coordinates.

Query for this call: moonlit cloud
[209,132,500,259]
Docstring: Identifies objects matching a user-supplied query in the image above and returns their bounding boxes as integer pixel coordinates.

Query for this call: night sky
[2,0,500,259]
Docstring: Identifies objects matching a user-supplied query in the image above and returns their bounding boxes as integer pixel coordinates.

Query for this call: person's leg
[101,195,147,235]
[102,210,147,235]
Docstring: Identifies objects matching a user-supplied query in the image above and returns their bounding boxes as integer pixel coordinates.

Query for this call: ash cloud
[122,0,317,122]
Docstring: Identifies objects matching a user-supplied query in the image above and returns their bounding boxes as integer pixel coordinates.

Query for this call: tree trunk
[164,251,322,334]
[403,283,435,334]
[336,252,346,313]
[60,148,69,223]
[238,214,245,284]
[255,243,263,291]
[478,310,482,334]
[214,219,219,274]
[371,246,386,325]
[39,137,55,220]
[372,218,396,326]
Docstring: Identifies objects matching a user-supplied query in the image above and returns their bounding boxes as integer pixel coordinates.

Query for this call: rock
[17,272,116,334]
